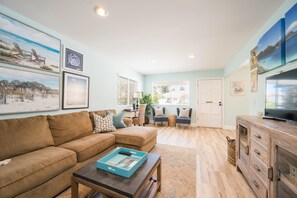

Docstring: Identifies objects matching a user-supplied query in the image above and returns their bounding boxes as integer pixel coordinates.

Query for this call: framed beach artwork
[257,19,285,74]
[231,80,246,96]
[0,66,60,114]
[250,46,258,71]
[0,13,61,73]
[62,72,89,109]
[285,3,297,63]
[64,47,84,72]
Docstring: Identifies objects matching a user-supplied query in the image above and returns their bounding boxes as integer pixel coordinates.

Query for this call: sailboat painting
[0,13,61,73]
[285,3,297,63]
[257,19,285,74]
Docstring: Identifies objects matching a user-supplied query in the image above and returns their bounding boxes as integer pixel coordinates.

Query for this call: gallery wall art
[64,47,84,72]
[257,19,285,74]
[285,3,297,63]
[62,72,89,109]
[0,66,60,114]
[231,80,246,96]
[0,13,61,73]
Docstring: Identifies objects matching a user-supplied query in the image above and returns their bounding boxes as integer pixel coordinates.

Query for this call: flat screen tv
[265,68,297,123]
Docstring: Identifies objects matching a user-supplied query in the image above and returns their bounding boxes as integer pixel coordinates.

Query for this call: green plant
[139,93,153,116]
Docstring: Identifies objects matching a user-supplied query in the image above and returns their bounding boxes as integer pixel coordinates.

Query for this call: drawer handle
[254,149,261,156]
[254,134,262,139]
[254,164,261,172]
[252,180,259,188]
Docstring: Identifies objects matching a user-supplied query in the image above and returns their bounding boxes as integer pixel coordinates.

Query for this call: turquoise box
[96,147,148,178]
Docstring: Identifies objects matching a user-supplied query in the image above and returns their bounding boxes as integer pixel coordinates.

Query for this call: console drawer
[251,140,269,165]
[250,153,269,188]
[251,126,269,149]
[249,169,268,198]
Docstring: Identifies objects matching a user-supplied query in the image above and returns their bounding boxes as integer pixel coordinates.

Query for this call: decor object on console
[62,71,89,109]
[0,13,61,73]
[152,107,168,126]
[133,91,141,109]
[0,66,60,114]
[257,19,285,74]
[64,47,83,72]
[176,108,192,129]
[285,3,297,63]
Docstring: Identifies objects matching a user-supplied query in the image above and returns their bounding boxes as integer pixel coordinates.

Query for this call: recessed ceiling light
[94,6,109,17]
[188,54,195,58]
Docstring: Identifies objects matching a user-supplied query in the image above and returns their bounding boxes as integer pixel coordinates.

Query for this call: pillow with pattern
[179,108,189,118]
[154,107,163,116]
[93,113,116,133]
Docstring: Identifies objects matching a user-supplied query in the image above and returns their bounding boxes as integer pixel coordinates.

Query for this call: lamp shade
[133,92,141,99]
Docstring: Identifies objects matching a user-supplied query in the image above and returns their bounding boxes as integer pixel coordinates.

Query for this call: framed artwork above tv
[257,19,285,74]
[285,3,297,63]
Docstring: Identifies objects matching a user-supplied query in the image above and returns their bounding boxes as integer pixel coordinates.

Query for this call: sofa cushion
[111,126,157,147]
[0,147,76,197]
[48,111,93,145]
[0,116,54,161]
[59,133,115,162]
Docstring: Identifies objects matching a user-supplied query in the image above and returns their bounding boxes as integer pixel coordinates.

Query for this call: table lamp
[133,91,141,109]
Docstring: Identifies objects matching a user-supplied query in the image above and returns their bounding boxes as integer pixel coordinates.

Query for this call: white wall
[0,5,143,120]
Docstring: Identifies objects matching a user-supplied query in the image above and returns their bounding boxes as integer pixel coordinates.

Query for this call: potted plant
[139,93,153,124]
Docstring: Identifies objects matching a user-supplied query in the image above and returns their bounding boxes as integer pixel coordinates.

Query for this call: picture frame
[64,47,83,72]
[231,80,246,96]
[0,13,61,73]
[285,3,297,63]
[0,66,60,114]
[250,69,258,93]
[62,71,89,109]
[257,19,285,74]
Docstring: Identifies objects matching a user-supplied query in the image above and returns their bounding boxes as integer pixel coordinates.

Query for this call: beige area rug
[151,144,196,198]
[56,144,196,198]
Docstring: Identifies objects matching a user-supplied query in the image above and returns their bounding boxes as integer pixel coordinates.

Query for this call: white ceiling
[0,0,284,75]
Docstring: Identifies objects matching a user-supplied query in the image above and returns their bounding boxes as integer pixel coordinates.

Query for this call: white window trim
[117,75,139,106]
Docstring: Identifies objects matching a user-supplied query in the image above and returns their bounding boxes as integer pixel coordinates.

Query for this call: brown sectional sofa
[0,110,157,198]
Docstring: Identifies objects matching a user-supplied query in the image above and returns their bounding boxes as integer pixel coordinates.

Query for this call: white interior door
[197,79,223,128]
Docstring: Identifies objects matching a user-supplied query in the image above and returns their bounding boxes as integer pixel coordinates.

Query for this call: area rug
[56,144,196,198]
[151,144,196,198]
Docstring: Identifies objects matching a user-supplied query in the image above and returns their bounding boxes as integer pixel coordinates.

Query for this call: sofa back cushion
[48,111,93,145]
[0,116,54,161]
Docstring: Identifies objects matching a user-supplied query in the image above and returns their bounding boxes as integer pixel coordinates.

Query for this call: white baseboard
[223,125,236,130]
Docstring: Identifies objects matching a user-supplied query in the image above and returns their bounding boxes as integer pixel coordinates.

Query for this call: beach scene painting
[0,66,60,114]
[257,19,285,74]
[0,13,61,73]
[63,72,89,109]
[285,3,297,63]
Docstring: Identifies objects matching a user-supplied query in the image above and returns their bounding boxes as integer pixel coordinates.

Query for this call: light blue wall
[223,0,297,127]
[144,69,224,123]
[0,5,143,120]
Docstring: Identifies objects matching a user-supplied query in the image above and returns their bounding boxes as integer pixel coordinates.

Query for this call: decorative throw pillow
[93,113,116,133]
[179,108,189,118]
[154,107,163,116]
[112,111,127,128]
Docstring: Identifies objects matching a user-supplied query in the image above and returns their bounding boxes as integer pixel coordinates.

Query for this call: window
[117,75,138,105]
[152,81,189,105]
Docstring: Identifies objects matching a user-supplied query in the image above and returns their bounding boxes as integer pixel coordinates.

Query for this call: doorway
[197,78,223,128]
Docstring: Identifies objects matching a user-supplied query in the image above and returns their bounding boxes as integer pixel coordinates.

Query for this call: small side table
[168,115,177,127]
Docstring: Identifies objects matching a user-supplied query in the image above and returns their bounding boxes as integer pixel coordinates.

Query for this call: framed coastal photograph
[0,66,60,114]
[285,3,297,63]
[0,13,61,73]
[257,19,285,74]
[64,47,83,72]
[231,80,246,96]
[250,46,258,71]
[62,72,89,109]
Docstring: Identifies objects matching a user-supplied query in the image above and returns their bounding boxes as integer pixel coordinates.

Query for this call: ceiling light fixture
[94,6,109,17]
[188,54,195,58]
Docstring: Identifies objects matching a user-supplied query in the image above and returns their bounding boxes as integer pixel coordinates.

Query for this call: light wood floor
[154,125,255,198]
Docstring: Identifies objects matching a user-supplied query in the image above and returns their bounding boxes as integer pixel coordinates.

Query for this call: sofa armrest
[123,118,132,127]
